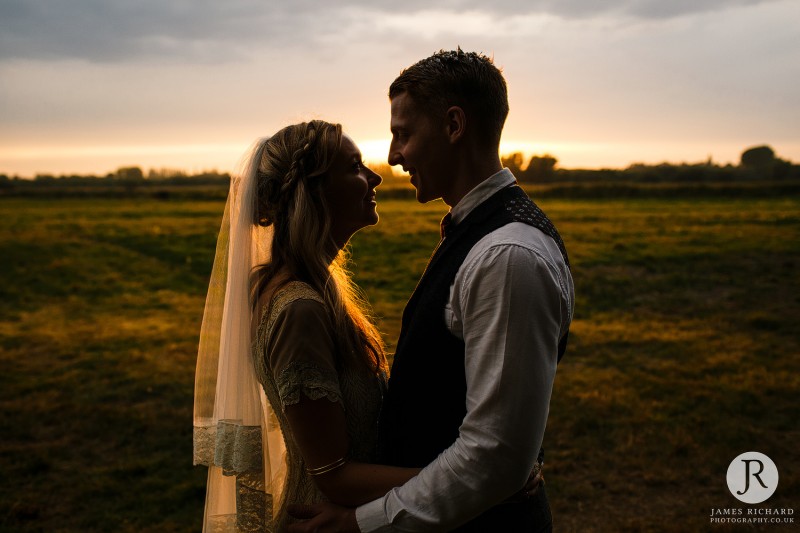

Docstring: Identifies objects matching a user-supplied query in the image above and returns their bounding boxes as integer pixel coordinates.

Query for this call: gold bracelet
[306,457,348,476]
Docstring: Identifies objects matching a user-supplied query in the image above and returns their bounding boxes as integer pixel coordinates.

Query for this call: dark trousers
[451,486,553,533]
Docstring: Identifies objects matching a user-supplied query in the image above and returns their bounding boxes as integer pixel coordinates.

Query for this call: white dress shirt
[356,169,575,532]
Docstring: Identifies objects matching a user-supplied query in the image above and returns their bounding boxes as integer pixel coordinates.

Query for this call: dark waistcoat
[379,184,570,468]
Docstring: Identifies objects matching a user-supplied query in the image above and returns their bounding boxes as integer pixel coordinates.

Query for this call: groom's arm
[356,236,569,532]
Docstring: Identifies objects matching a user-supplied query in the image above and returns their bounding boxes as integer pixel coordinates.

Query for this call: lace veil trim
[193,421,263,474]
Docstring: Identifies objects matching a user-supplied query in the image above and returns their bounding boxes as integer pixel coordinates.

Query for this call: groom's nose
[388,145,402,167]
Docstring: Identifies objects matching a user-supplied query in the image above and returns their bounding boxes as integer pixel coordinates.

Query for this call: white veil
[193,138,287,532]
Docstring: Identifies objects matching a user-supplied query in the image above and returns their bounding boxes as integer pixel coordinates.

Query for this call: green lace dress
[248,281,386,532]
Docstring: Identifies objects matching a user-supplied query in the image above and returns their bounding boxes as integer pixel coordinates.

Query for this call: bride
[193,120,421,532]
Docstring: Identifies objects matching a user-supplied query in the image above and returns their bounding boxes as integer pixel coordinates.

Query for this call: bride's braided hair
[251,120,387,374]
[257,121,332,227]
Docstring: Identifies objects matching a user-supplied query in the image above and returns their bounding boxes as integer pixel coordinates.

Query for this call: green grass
[1,193,798,532]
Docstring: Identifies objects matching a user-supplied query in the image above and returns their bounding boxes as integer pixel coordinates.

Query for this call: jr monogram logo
[727,452,779,504]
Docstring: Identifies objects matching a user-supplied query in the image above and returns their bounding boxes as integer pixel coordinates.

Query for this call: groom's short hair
[389,49,509,149]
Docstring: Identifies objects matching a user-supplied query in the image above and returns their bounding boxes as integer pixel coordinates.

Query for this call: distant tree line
[2,145,798,197]
[0,166,233,200]
[0,166,229,185]
[501,144,800,183]
[0,167,230,193]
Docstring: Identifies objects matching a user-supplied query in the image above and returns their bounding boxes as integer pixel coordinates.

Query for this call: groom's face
[388,92,451,204]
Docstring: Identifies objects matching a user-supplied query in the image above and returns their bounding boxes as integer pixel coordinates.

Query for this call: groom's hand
[286,502,359,533]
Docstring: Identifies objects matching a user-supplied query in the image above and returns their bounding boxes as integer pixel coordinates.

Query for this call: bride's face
[323,135,382,247]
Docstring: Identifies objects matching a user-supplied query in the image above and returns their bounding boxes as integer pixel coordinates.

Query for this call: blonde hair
[251,120,386,374]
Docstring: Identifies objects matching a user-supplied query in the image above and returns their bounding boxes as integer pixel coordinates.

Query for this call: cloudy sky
[1,0,798,175]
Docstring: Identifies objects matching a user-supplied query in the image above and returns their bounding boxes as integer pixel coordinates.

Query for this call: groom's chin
[416,194,439,205]
[414,188,432,204]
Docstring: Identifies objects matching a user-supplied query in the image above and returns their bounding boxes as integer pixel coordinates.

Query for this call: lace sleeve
[266,297,343,410]
[276,360,341,407]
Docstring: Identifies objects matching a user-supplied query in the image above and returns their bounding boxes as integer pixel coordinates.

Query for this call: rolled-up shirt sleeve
[356,226,572,532]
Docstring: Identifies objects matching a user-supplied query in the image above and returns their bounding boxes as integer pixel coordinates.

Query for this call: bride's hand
[523,462,545,497]
[286,502,359,533]
[508,460,544,501]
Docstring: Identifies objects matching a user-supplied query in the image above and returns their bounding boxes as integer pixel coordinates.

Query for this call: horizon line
[0,139,791,178]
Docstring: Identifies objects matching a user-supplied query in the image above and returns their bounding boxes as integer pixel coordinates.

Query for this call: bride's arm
[264,296,421,506]
[285,395,421,507]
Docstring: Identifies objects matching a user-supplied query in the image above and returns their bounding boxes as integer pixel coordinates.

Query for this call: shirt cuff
[355,498,392,533]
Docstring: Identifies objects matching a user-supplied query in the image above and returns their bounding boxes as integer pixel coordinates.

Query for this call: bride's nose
[367,167,382,187]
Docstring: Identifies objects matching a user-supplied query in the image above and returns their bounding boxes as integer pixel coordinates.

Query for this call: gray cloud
[0,0,322,62]
[623,0,774,18]
[0,0,781,62]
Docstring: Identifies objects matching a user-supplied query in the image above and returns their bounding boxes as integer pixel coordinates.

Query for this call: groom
[291,50,574,532]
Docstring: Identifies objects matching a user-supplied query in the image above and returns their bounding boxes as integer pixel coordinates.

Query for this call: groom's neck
[443,147,502,208]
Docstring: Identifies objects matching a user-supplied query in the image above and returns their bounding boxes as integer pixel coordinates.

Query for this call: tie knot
[440,213,453,239]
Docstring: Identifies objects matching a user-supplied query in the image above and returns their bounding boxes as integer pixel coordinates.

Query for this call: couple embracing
[193,49,574,533]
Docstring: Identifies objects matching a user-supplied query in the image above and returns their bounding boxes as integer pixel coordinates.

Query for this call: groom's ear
[444,106,466,144]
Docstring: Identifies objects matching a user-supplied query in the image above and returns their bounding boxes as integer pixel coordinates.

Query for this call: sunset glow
[1,1,798,177]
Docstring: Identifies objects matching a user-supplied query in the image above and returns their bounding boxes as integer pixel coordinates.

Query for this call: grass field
[1,190,798,532]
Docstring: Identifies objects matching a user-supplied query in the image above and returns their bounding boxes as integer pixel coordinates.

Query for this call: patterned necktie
[440,212,453,239]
